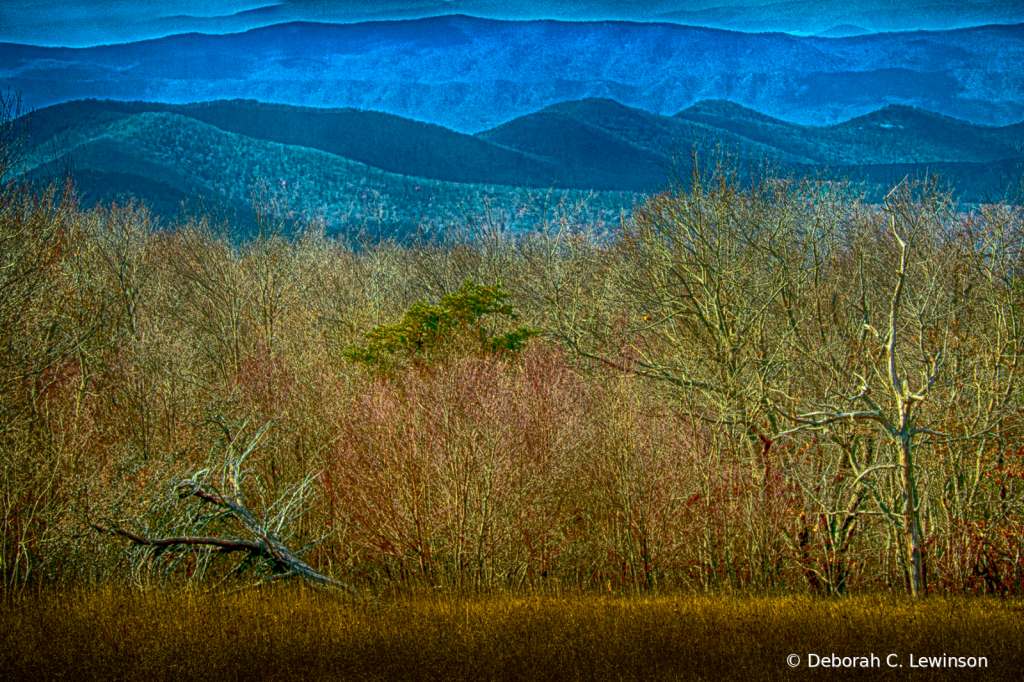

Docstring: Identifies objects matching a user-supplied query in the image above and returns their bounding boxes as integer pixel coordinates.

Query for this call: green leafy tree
[343,280,538,369]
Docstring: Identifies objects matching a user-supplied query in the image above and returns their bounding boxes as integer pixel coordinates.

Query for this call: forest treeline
[2,93,1024,599]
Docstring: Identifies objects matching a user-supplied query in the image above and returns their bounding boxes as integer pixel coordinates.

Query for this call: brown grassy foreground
[2,586,1022,681]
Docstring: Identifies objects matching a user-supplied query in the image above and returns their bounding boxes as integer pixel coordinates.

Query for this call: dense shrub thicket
[2,95,1023,598]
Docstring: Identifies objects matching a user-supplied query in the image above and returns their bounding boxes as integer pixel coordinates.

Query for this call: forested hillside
[13,97,1023,237]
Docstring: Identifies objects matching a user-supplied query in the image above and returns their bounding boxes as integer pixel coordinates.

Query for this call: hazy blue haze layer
[2,1,1022,47]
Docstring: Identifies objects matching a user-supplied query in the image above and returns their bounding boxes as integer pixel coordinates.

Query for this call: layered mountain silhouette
[12,97,1024,236]
[5,2,1022,46]
[3,17,1023,133]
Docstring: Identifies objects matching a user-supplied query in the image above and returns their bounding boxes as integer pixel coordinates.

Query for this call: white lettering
[806,654,880,668]
[909,654,988,668]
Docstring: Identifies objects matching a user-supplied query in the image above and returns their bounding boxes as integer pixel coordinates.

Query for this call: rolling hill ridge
[12,97,1024,236]
[3,17,1023,133]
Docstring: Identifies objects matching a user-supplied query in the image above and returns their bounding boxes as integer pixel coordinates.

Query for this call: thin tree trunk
[899,433,925,596]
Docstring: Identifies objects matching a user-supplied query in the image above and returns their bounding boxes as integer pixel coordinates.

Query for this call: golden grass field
[2,586,1022,681]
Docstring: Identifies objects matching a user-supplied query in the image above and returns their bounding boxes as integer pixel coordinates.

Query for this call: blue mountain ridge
[14,95,1023,241]
[2,16,1022,133]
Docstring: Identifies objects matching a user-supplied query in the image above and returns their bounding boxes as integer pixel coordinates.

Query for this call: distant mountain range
[3,17,1023,134]
[4,1,1021,48]
[11,97,1021,237]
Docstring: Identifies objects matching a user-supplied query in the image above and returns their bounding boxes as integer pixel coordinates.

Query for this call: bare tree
[773,176,1024,597]
[556,137,1024,596]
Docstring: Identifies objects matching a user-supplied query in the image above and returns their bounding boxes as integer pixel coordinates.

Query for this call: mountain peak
[675,100,790,126]
[539,98,647,116]
[837,103,972,130]
[816,24,873,37]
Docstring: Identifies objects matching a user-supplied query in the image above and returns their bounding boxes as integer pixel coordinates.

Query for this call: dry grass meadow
[3,586,1023,681]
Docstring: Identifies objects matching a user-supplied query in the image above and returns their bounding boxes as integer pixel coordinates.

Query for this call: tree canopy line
[2,90,1023,598]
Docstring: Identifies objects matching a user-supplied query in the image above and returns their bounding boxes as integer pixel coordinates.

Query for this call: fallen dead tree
[92,420,370,600]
